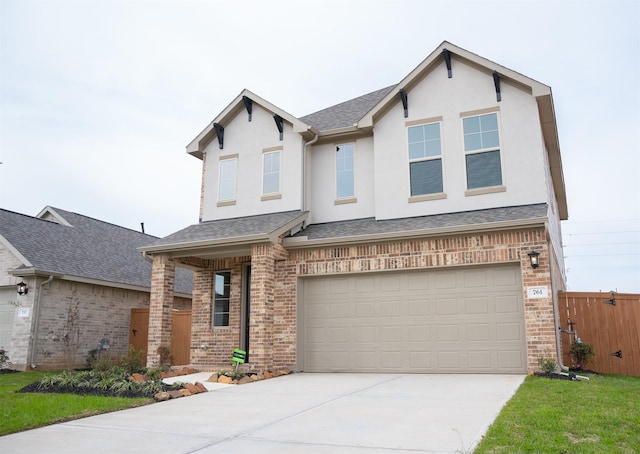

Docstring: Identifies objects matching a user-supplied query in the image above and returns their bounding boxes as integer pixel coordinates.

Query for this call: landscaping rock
[278,369,291,376]
[185,383,199,394]
[154,392,170,402]
[217,375,234,384]
[168,390,184,399]
[238,375,253,385]
[264,371,274,379]
[207,374,219,383]
[194,382,208,393]
[179,389,192,397]
[129,373,145,383]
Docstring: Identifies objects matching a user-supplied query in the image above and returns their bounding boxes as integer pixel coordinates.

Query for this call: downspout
[29,275,54,369]
[301,130,319,227]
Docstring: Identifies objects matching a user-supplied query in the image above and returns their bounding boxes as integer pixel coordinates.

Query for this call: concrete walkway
[0,373,524,453]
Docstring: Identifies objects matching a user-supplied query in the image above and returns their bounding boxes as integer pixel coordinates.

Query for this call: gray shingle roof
[292,204,548,241]
[143,210,306,248]
[300,86,395,131]
[0,207,192,294]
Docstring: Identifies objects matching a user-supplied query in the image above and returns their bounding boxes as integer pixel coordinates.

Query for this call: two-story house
[140,41,567,374]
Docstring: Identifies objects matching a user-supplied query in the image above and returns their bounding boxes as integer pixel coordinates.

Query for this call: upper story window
[336,143,355,199]
[213,271,231,327]
[462,112,502,189]
[218,156,237,202]
[262,150,281,195]
[408,121,443,196]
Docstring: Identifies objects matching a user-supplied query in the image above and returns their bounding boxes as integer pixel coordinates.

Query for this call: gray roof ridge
[1,207,65,227]
[49,206,161,239]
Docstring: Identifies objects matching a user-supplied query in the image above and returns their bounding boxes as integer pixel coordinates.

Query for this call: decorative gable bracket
[242,96,253,121]
[443,49,452,78]
[213,123,224,149]
[493,71,502,102]
[273,114,284,140]
[399,89,408,118]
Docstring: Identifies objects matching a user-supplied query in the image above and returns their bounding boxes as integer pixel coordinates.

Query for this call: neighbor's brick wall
[33,280,151,370]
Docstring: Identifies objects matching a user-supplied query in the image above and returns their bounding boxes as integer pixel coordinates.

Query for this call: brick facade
[173,226,558,373]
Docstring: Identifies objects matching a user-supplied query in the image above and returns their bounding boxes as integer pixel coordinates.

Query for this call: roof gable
[186,89,317,159]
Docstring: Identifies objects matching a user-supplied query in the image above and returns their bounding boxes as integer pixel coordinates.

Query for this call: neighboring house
[0,207,192,370]
[140,41,568,374]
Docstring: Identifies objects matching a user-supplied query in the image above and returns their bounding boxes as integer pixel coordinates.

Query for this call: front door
[241,264,251,362]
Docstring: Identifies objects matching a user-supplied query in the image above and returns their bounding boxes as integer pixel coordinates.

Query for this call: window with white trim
[408,122,443,196]
[213,271,230,327]
[218,158,237,201]
[262,151,280,195]
[463,112,502,189]
[336,143,355,199]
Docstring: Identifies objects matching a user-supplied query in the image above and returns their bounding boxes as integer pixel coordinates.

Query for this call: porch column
[147,254,175,367]
[249,243,276,371]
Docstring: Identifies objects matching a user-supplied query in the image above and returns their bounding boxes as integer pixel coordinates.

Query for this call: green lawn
[0,371,153,436]
[474,373,640,453]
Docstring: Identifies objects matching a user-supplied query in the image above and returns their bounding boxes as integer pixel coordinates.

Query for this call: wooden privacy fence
[129,309,192,366]
[558,292,640,377]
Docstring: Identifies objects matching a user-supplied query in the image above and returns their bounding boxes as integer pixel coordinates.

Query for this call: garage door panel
[302,265,525,373]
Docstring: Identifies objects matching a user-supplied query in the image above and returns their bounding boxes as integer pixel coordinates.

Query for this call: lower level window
[213,271,231,327]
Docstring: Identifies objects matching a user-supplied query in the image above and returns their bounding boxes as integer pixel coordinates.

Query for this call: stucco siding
[200,104,303,221]
[373,57,548,221]
[308,136,376,224]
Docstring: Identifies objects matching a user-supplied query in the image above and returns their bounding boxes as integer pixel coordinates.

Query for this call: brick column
[147,254,175,367]
[520,241,557,371]
[249,243,276,371]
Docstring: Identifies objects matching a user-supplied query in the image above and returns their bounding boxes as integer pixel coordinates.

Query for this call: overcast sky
[1,0,638,292]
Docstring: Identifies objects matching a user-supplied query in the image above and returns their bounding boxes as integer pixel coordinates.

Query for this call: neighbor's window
[463,112,502,189]
[218,158,237,201]
[213,271,231,327]
[408,122,443,195]
[336,143,355,198]
[262,151,281,195]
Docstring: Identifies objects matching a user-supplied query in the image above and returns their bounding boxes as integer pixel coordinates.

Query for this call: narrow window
[463,112,502,189]
[218,158,237,201]
[213,271,231,327]
[336,143,355,199]
[408,122,443,195]
[262,151,280,195]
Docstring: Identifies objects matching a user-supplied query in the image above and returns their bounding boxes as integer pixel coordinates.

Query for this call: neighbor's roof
[285,204,549,247]
[0,207,192,294]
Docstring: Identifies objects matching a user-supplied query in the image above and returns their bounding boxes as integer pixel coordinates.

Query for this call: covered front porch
[138,211,307,371]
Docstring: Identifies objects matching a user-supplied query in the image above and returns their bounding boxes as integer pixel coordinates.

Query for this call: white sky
[1,0,639,292]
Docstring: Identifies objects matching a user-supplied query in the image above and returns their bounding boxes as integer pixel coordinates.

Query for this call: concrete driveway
[0,373,524,453]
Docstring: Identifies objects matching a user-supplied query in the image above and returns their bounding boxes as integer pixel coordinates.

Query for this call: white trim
[335,142,356,200]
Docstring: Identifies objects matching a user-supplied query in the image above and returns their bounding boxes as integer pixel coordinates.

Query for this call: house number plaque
[527,286,549,298]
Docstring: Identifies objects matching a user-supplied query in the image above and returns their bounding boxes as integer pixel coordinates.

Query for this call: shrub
[157,346,173,367]
[570,340,594,370]
[0,348,9,369]
[537,352,557,374]
[120,346,145,374]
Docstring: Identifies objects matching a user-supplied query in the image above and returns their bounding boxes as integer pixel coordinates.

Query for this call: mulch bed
[534,369,596,381]
[0,369,20,375]
[17,381,183,399]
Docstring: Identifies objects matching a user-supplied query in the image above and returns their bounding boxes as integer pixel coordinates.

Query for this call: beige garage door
[300,265,526,373]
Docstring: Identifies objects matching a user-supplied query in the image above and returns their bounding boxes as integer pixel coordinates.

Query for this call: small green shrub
[570,340,594,369]
[537,352,557,374]
[0,348,9,369]
[120,346,145,374]
[157,346,173,367]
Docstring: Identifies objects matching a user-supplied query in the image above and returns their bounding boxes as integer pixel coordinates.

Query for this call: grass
[474,373,640,453]
[0,371,153,436]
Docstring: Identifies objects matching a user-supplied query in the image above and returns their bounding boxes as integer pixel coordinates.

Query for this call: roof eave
[283,217,549,249]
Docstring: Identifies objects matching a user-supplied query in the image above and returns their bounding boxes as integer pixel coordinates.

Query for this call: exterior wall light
[17,281,28,295]
[528,250,540,269]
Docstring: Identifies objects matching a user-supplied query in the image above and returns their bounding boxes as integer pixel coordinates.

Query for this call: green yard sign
[231,349,246,372]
